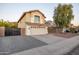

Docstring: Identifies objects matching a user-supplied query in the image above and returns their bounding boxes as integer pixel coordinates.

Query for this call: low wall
[48,27,62,33]
[0,27,26,37]
[0,27,5,37]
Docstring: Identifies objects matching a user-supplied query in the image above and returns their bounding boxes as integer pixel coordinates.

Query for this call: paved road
[0,36,47,55]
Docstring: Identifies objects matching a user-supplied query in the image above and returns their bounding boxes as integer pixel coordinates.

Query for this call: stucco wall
[18,11,45,28]
[25,25,31,35]
[20,28,26,36]
[18,13,31,28]
[0,27,5,37]
[30,11,45,24]
[18,11,47,35]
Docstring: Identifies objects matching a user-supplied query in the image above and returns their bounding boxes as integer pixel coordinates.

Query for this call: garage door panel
[30,27,47,35]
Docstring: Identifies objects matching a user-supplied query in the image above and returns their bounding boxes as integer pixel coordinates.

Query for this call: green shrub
[0,19,17,28]
[70,28,75,33]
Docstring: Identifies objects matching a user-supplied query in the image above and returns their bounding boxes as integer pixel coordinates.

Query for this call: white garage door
[30,27,48,35]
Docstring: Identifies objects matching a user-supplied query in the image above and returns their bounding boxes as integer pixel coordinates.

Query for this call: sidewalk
[13,36,79,55]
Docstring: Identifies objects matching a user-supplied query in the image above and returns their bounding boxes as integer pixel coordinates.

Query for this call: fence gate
[5,28,21,36]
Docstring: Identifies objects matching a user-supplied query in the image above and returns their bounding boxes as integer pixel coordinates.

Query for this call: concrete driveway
[0,36,47,55]
[13,35,79,55]
[0,34,79,55]
[31,34,66,44]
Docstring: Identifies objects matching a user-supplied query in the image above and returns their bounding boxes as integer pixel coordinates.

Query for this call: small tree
[53,4,74,32]
[0,19,17,28]
[0,19,4,26]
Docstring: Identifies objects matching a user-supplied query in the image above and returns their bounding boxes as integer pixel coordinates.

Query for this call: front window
[34,16,40,23]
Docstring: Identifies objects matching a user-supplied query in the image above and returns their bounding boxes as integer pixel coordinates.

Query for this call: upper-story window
[34,15,40,23]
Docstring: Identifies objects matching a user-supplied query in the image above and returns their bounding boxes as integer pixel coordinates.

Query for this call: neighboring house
[45,20,53,27]
[45,20,56,27]
[18,10,48,35]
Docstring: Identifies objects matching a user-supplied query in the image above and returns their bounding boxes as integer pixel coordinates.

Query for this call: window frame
[34,15,40,23]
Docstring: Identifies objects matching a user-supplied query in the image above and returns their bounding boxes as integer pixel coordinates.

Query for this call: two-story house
[18,10,48,35]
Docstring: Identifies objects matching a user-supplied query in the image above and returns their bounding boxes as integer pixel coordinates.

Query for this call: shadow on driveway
[0,36,47,55]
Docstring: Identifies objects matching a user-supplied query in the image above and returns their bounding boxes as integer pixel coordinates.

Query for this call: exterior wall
[18,13,31,28]
[20,28,26,36]
[25,25,31,35]
[0,27,5,37]
[18,11,45,28]
[25,13,31,22]
[18,15,26,28]
[18,11,47,35]
[30,11,45,24]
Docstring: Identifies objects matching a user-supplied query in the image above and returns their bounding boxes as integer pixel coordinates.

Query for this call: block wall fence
[0,27,26,37]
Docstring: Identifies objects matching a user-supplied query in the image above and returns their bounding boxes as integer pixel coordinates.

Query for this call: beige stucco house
[18,10,48,35]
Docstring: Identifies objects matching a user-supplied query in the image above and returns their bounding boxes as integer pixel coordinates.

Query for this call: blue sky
[0,3,79,26]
